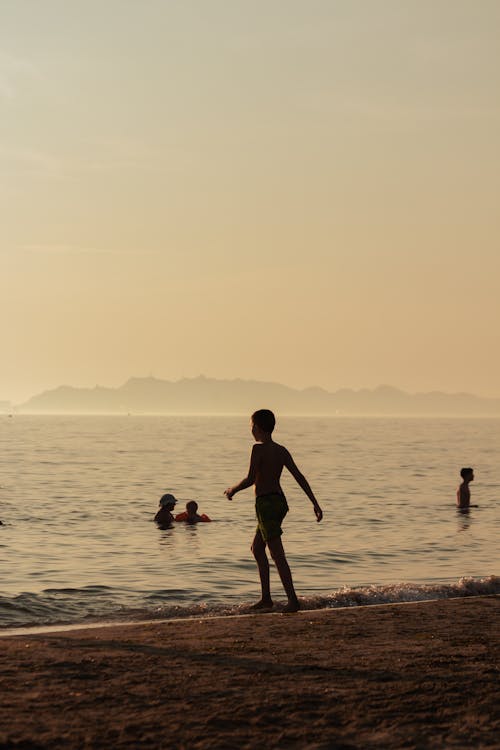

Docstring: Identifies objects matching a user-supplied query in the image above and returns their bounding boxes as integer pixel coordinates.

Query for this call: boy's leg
[267,536,300,612]
[250,530,273,608]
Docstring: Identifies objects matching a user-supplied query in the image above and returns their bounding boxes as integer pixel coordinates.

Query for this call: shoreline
[2,574,498,637]
[0,591,497,639]
[1,595,498,749]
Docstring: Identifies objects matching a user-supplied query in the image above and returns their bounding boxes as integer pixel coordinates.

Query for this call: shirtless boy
[225,409,323,613]
[457,467,474,509]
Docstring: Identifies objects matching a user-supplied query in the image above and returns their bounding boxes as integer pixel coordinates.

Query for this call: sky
[1,0,499,404]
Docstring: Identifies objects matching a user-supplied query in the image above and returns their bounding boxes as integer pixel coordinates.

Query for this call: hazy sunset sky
[1,0,499,403]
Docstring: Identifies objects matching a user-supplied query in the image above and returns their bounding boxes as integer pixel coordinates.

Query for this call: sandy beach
[1,596,499,749]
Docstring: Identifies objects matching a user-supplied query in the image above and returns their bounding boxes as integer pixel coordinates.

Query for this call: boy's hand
[313,502,323,522]
[224,488,234,501]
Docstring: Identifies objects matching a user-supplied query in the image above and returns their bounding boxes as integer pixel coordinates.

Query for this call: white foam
[297,575,500,610]
[2,575,498,637]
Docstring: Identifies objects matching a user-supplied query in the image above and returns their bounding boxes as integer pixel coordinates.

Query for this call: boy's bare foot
[282,599,300,614]
[250,599,274,611]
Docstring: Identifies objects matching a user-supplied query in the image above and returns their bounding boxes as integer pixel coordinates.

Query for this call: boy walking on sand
[225,409,323,613]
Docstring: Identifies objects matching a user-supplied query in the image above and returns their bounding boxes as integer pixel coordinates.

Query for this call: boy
[154,493,178,528]
[175,500,211,524]
[225,409,323,613]
[457,468,474,509]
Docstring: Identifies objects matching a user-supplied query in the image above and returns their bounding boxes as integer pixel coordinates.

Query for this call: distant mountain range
[15,376,500,415]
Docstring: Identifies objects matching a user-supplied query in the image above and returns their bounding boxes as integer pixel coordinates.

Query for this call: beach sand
[1,596,498,749]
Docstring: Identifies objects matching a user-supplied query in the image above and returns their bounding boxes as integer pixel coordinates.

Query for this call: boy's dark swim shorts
[255,493,289,541]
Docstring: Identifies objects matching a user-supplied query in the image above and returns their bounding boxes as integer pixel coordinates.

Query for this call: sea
[0,415,499,631]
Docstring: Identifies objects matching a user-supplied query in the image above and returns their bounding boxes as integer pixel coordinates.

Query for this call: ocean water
[0,415,499,629]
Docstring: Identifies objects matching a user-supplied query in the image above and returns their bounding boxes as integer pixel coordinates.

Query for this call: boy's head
[186,500,198,514]
[460,467,474,482]
[159,493,177,510]
[251,409,276,435]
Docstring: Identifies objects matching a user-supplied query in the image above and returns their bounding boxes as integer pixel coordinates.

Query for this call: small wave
[297,575,500,610]
[150,575,500,620]
[0,575,498,631]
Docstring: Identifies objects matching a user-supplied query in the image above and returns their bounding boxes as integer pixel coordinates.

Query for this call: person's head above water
[159,493,177,509]
[251,409,276,436]
[186,500,198,514]
[460,468,474,481]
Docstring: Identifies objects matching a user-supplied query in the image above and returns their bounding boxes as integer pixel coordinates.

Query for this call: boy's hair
[460,467,473,480]
[252,409,276,433]
[186,500,199,512]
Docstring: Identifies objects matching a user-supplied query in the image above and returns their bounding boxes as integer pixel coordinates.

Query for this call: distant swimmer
[175,500,211,524]
[225,409,323,613]
[457,468,477,509]
[154,493,178,528]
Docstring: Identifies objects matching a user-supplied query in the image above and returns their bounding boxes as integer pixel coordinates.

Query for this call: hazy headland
[10,376,500,416]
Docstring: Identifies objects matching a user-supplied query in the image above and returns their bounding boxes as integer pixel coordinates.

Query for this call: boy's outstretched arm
[284,450,323,522]
[225,445,259,500]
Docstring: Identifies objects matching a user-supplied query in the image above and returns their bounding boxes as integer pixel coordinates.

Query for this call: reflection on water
[457,507,472,532]
[157,527,177,548]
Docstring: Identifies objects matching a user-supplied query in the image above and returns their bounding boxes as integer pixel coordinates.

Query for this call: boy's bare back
[456,468,474,509]
[251,441,301,497]
[457,482,471,508]
[248,437,322,524]
[225,410,322,523]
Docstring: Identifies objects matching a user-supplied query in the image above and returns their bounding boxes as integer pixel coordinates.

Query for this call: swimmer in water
[154,493,178,528]
[457,468,474,509]
[175,500,211,524]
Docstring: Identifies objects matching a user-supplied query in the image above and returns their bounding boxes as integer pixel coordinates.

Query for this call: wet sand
[1,596,499,749]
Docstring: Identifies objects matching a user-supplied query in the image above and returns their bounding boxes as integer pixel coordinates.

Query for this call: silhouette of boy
[457,468,474,509]
[225,409,323,613]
